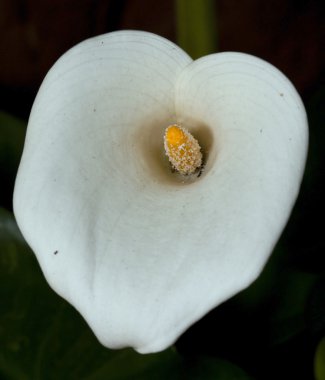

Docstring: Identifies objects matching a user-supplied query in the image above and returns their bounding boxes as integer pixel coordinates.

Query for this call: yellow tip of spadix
[165,125,187,147]
[164,124,202,175]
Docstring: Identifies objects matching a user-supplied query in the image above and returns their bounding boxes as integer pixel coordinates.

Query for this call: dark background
[0,0,323,119]
[0,1,324,379]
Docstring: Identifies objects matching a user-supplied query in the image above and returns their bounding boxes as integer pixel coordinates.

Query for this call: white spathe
[13,30,308,353]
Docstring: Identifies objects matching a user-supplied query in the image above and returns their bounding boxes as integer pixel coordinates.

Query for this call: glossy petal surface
[14,31,308,353]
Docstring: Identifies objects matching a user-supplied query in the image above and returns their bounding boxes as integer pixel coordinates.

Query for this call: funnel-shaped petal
[14,31,308,353]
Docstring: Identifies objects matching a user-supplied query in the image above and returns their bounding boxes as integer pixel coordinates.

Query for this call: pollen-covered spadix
[13,31,308,353]
[164,124,202,175]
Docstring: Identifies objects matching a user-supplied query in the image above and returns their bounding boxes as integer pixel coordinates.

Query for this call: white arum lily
[13,30,308,353]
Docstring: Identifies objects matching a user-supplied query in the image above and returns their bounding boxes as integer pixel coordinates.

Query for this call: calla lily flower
[13,30,308,353]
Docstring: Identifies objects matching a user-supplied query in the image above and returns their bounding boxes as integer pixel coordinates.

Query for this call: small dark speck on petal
[280,93,284,97]
[54,250,58,255]
[260,129,263,133]
[93,108,96,112]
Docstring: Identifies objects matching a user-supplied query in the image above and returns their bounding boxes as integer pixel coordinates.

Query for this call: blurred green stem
[176,0,218,58]
[315,336,325,380]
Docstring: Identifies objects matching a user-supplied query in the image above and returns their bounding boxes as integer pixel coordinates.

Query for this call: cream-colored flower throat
[164,124,203,175]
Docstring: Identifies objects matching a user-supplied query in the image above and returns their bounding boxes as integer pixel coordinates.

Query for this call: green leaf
[181,356,253,380]
[0,111,26,209]
[306,275,325,337]
[266,271,317,345]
